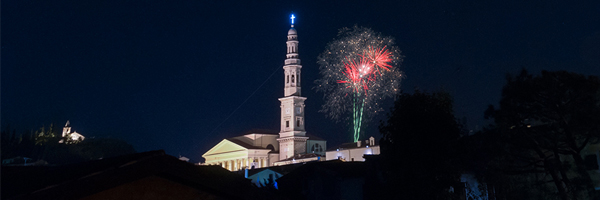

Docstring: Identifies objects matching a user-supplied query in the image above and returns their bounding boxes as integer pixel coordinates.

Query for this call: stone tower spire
[278,14,308,160]
[284,15,301,97]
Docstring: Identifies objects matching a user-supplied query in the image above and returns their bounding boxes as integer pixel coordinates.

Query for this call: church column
[258,158,263,168]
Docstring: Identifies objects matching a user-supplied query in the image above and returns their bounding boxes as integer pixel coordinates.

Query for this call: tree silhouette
[486,69,600,200]
[379,90,462,200]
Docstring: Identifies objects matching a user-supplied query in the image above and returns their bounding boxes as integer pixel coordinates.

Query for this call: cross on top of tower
[290,14,295,27]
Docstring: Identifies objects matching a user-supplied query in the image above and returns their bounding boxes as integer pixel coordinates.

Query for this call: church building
[202,16,327,171]
[59,120,85,144]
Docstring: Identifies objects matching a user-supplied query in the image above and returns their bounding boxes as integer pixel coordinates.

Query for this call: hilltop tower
[278,15,308,160]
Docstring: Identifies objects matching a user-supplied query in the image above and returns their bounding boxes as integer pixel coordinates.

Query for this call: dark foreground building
[2,150,279,200]
[276,160,367,200]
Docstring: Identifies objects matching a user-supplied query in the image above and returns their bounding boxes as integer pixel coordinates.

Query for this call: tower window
[287,75,289,83]
[291,75,295,83]
[286,121,289,127]
[297,119,300,127]
[296,74,299,84]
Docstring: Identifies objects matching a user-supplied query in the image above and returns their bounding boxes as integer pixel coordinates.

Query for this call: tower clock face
[296,107,301,113]
[286,108,290,114]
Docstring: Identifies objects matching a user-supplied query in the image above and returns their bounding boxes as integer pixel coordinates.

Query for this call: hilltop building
[59,120,85,144]
[202,17,327,171]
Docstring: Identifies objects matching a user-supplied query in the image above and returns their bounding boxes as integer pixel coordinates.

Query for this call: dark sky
[3,1,600,162]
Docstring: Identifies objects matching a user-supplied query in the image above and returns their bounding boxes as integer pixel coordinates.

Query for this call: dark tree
[486,69,600,200]
[379,90,463,200]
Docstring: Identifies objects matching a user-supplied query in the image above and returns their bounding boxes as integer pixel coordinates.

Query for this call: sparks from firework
[315,26,403,142]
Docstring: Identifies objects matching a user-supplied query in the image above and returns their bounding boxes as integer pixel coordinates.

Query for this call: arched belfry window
[287,75,289,83]
[291,75,295,83]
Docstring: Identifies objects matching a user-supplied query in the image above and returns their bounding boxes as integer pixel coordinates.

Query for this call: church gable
[202,139,248,157]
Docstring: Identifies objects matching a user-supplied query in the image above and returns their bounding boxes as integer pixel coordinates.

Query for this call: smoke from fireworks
[315,26,404,142]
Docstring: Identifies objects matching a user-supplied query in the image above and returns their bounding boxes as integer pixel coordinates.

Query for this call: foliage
[483,69,600,200]
[34,124,58,145]
[379,90,462,200]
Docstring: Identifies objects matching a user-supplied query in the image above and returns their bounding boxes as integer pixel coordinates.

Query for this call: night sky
[3,1,600,162]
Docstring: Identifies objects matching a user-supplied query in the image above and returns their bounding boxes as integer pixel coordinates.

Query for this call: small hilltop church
[202,19,327,171]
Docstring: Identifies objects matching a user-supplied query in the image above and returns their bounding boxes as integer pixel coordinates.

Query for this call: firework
[315,26,403,142]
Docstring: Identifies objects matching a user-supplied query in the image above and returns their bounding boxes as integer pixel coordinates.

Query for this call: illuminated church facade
[202,18,327,171]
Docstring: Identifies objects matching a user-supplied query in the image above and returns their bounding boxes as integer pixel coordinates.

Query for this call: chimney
[357,140,361,147]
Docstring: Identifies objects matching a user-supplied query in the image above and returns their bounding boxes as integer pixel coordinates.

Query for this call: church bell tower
[278,14,308,160]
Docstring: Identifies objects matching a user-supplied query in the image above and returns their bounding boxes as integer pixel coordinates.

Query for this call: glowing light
[315,26,404,142]
[290,14,295,25]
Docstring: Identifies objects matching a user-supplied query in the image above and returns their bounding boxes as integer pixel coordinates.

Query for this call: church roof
[227,138,267,150]
[288,28,297,35]
[242,129,279,135]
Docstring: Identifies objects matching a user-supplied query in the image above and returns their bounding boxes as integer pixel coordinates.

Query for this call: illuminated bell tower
[62,120,71,137]
[278,14,308,160]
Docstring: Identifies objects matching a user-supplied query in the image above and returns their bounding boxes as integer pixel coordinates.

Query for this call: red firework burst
[337,57,375,94]
[363,46,393,71]
[337,46,394,95]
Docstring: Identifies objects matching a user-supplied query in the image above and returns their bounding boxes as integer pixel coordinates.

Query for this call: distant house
[326,136,380,162]
[2,150,280,200]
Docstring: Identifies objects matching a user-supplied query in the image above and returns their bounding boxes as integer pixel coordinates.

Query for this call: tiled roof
[2,150,278,200]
